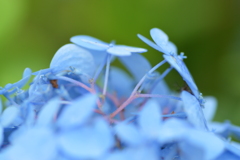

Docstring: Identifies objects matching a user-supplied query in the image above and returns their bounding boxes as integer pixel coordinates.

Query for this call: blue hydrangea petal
[167,41,178,55]
[138,99,162,138]
[159,119,224,160]
[70,35,109,51]
[23,68,32,78]
[107,45,147,56]
[119,54,151,81]
[94,118,114,152]
[163,54,182,73]
[115,122,143,146]
[3,127,57,160]
[8,125,27,144]
[57,94,97,129]
[138,28,176,55]
[181,91,208,131]
[158,118,191,144]
[203,96,217,122]
[0,97,2,114]
[166,54,195,80]
[54,155,71,160]
[36,98,61,126]
[0,106,19,127]
[150,28,168,44]
[0,126,3,146]
[150,28,168,47]
[58,118,114,159]
[105,146,158,160]
[179,130,225,160]
[24,105,36,127]
[137,34,163,52]
[0,153,8,159]
[104,150,128,160]
[108,67,134,98]
[107,46,132,56]
[215,150,240,160]
[163,54,199,99]
[116,45,147,53]
[50,44,95,78]
[126,146,159,160]
[232,142,240,153]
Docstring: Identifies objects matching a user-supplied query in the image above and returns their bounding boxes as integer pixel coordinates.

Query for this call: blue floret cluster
[1,28,240,160]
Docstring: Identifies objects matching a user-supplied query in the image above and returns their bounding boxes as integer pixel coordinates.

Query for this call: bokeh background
[0,0,240,124]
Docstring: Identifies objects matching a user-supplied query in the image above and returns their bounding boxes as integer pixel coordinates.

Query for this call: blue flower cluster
[0,28,240,160]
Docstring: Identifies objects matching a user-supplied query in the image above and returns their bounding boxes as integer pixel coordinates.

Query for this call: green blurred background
[0,0,240,124]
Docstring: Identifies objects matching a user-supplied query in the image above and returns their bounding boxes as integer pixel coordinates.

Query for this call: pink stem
[105,92,120,107]
[110,94,137,118]
[56,76,93,93]
[96,98,103,110]
[94,109,105,115]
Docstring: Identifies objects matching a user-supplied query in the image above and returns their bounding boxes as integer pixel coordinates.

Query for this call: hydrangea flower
[138,28,204,106]
[70,35,147,56]
[71,35,148,96]
[0,27,239,160]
